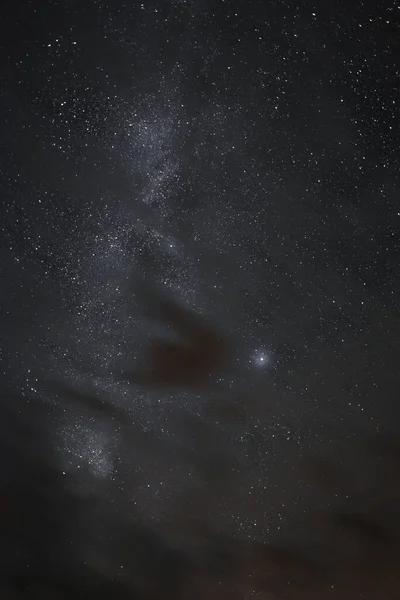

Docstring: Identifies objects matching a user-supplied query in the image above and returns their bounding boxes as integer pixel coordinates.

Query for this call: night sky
[1,0,400,595]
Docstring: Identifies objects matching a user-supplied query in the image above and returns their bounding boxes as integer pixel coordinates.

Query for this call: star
[251,350,271,368]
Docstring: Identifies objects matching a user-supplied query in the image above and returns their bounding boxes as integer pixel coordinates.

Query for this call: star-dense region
[0,0,400,595]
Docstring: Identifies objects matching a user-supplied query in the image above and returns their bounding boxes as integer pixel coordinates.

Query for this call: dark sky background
[1,0,400,593]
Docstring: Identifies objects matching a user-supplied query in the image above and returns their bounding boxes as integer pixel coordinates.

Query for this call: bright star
[252,350,270,368]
